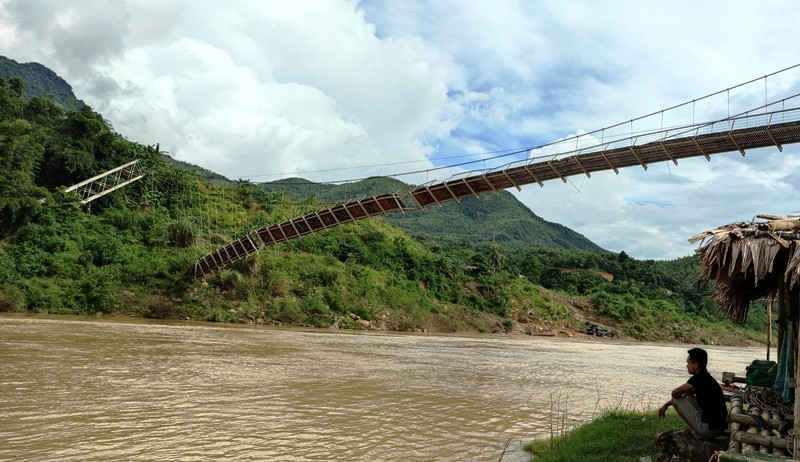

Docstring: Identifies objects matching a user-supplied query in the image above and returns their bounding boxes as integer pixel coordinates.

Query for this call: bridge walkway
[411,118,800,208]
[192,116,800,278]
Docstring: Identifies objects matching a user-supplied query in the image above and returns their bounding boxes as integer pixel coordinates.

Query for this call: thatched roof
[689,215,800,323]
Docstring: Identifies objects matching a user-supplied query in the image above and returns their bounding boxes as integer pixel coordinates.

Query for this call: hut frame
[691,215,800,454]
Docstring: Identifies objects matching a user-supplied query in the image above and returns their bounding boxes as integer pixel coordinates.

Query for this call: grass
[525,410,686,461]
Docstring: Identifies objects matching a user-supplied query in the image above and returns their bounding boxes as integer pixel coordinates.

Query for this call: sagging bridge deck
[193,118,800,278]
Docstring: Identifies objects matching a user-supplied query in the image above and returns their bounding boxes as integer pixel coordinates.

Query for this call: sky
[2,0,800,260]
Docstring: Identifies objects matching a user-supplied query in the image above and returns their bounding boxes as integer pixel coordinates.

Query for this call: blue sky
[2,0,800,259]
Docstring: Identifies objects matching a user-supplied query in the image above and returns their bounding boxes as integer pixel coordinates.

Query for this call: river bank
[116,281,768,348]
[525,410,686,461]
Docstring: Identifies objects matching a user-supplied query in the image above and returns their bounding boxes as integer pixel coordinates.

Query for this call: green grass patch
[526,410,685,461]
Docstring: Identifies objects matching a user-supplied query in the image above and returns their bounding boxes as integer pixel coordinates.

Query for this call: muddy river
[0,315,768,461]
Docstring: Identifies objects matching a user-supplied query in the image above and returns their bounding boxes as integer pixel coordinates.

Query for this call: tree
[8,76,24,97]
[25,96,65,127]
[0,81,24,121]
[0,117,47,237]
[489,243,503,272]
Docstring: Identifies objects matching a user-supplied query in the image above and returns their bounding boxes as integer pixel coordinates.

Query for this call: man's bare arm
[671,383,694,398]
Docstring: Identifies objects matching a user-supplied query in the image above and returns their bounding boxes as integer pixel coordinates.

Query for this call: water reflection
[0,316,767,461]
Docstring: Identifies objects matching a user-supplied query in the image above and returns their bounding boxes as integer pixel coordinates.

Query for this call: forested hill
[0,56,85,110]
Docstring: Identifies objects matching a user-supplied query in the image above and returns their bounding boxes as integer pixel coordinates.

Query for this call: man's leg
[672,395,720,438]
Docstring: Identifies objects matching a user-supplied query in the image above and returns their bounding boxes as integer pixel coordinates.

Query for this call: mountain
[388,191,601,250]
[0,56,85,110]
[257,176,603,251]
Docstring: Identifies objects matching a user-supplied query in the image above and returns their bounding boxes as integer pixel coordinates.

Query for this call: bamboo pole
[743,405,762,453]
[772,412,787,455]
[730,431,787,450]
[760,410,772,453]
[727,412,782,429]
[728,397,743,453]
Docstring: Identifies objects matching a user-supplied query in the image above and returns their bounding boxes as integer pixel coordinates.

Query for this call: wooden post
[767,299,773,362]
[791,278,800,456]
[778,280,786,364]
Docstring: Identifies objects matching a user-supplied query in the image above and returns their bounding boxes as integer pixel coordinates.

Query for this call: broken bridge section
[64,159,146,204]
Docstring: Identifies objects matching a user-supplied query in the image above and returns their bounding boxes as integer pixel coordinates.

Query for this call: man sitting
[658,347,727,439]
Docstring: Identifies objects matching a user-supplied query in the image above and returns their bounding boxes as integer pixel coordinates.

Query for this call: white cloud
[2,0,800,259]
[0,0,455,181]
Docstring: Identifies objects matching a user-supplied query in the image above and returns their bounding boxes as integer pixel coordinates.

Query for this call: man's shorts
[673,395,723,439]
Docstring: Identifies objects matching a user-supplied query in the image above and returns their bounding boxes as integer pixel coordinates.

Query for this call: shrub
[22,278,74,313]
[301,293,331,316]
[141,294,178,319]
[70,266,119,314]
[216,269,243,292]
[310,265,340,287]
[0,283,25,311]
[274,297,303,323]
[231,256,260,277]
[322,287,348,313]
[0,249,18,283]
[590,290,638,322]
[264,269,292,297]
[166,219,196,248]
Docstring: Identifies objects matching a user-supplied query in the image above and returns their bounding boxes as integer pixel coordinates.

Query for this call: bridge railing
[529,103,800,168]
[407,112,800,209]
[192,193,410,277]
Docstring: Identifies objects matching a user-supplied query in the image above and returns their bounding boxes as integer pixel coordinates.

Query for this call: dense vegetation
[0,74,773,345]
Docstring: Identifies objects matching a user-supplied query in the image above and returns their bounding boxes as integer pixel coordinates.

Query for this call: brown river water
[0,315,770,461]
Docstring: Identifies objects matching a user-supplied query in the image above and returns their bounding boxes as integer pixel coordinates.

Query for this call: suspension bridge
[54,66,800,279]
[192,108,800,277]
[192,61,800,278]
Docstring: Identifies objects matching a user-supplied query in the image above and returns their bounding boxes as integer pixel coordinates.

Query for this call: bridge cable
[230,64,800,190]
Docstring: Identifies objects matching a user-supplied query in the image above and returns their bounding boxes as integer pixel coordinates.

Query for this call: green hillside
[0,56,85,110]
[0,66,771,345]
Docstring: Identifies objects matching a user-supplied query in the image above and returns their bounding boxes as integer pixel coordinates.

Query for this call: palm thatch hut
[690,214,800,341]
[690,214,800,456]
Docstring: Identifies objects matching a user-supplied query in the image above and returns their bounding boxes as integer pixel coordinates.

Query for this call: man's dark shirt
[688,370,727,430]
